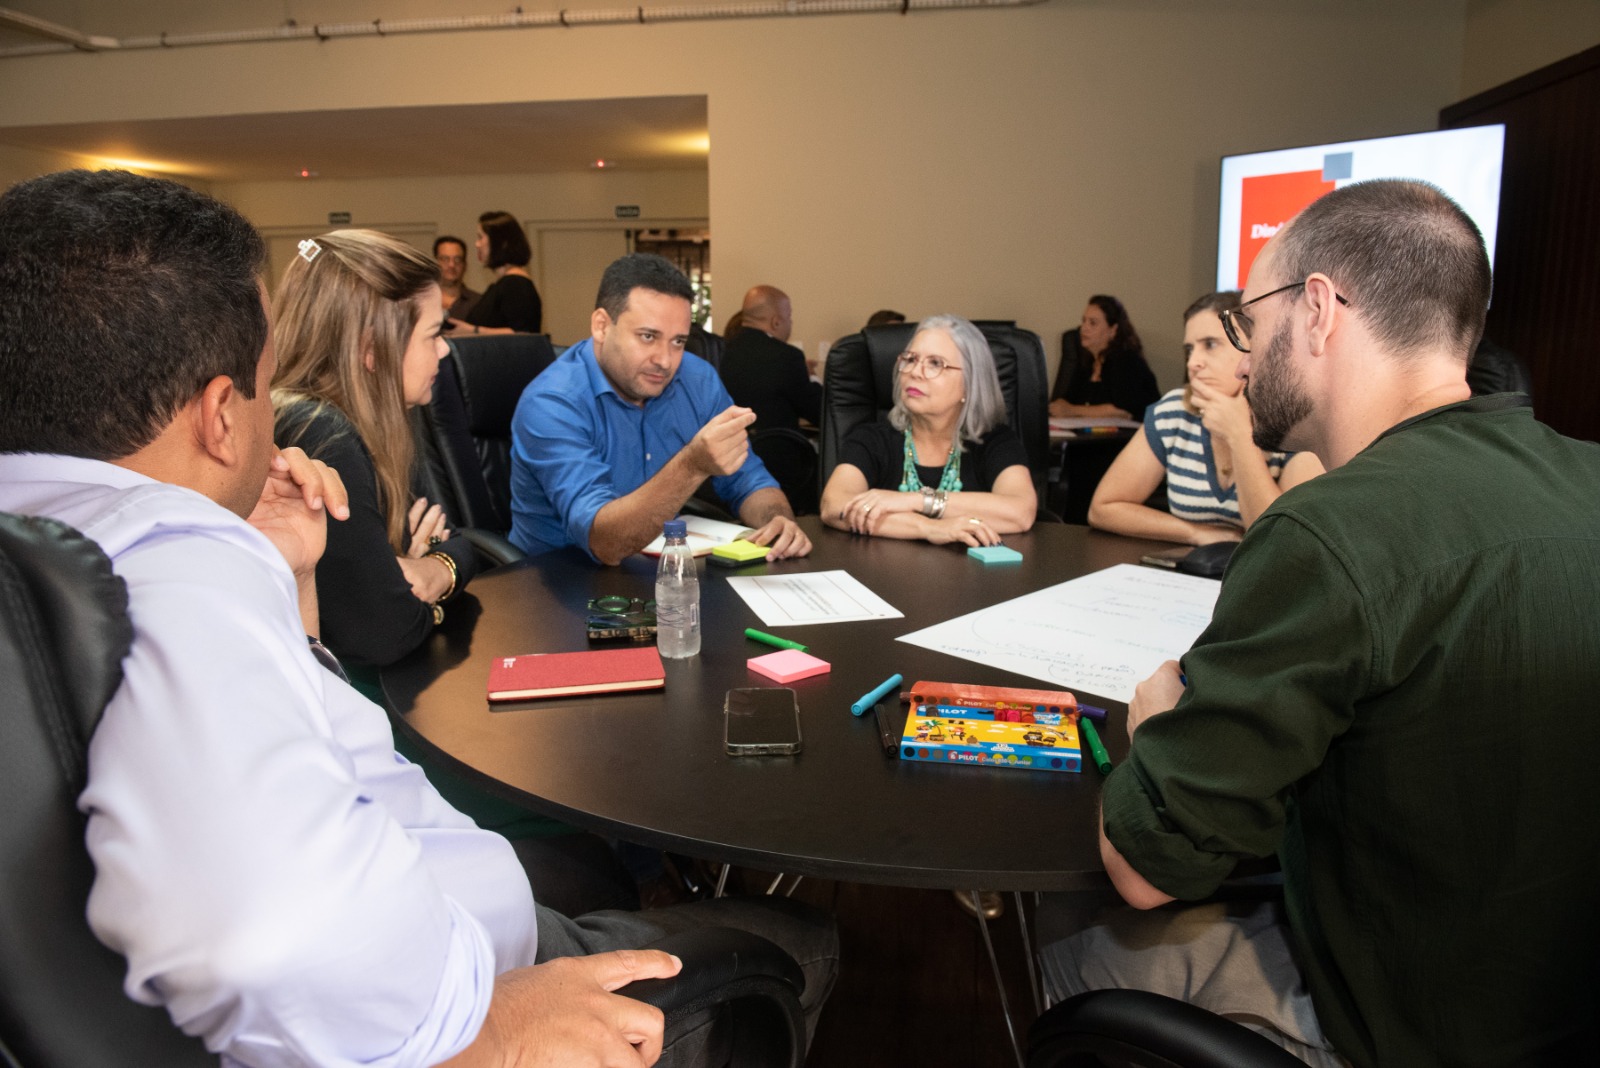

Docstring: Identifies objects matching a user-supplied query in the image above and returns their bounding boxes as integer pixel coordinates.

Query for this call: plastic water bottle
[655,519,701,659]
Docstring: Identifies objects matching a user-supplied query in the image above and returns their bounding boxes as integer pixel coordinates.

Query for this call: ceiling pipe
[0,7,116,51]
[0,0,1046,59]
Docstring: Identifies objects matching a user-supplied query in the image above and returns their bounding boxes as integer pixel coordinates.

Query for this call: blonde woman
[272,229,472,670]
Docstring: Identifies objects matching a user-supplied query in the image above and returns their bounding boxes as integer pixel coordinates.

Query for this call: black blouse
[839,421,1029,493]
[464,273,542,334]
[1052,332,1160,421]
[274,399,476,668]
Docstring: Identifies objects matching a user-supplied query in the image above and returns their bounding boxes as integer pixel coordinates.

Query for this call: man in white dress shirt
[0,169,834,1067]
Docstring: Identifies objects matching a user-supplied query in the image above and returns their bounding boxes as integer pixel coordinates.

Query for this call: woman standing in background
[451,209,542,335]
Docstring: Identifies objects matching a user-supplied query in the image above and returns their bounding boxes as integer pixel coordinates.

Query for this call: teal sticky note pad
[968,545,1023,564]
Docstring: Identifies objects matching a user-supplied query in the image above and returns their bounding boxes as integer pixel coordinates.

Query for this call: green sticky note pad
[968,545,1023,564]
[712,539,769,563]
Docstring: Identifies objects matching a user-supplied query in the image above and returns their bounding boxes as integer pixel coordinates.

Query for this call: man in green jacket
[1041,179,1600,1067]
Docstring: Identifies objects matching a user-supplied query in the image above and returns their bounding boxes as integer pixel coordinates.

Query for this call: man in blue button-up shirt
[509,254,812,564]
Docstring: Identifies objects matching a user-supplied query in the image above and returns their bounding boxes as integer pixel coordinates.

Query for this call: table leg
[971,890,1027,1068]
[1013,890,1043,1016]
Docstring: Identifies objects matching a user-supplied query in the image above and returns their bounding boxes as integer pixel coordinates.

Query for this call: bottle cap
[663,519,687,538]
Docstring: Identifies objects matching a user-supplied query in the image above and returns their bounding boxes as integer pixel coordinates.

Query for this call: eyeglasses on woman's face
[896,351,965,380]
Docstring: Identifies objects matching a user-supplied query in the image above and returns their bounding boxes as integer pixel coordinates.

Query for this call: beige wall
[0,141,91,192]
[1461,0,1600,98]
[220,169,709,333]
[0,2,1476,387]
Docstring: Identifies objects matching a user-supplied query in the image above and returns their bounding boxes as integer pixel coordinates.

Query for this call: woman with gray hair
[822,314,1037,545]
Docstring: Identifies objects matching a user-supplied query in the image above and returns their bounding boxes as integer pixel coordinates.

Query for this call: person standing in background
[432,234,480,321]
[450,210,542,335]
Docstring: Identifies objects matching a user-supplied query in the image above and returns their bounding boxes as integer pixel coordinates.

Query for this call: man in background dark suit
[719,285,822,432]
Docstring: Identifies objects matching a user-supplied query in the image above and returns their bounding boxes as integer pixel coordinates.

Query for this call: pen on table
[1079,714,1113,775]
[852,673,903,717]
[744,627,808,652]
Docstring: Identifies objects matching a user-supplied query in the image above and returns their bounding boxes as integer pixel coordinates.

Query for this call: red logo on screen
[1238,170,1337,288]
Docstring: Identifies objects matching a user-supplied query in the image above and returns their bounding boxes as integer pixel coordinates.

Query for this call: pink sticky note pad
[747,649,831,684]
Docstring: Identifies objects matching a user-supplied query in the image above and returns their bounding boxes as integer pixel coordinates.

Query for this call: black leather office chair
[689,323,726,371]
[821,321,1053,502]
[1027,989,1308,1068]
[0,512,217,1067]
[1467,335,1534,400]
[0,511,807,1068]
[415,333,558,566]
[1055,327,1084,402]
[751,427,820,516]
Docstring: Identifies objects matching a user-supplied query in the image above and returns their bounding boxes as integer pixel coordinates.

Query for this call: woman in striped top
[1088,291,1323,544]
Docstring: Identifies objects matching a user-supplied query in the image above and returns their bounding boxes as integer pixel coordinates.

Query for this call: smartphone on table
[725,687,803,756]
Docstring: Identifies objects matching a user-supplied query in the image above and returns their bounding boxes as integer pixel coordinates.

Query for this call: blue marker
[851,673,904,717]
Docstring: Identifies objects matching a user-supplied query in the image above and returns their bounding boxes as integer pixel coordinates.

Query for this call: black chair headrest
[0,513,132,790]
[449,333,558,437]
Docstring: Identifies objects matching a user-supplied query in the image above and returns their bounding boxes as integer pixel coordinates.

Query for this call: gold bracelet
[425,549,459,602]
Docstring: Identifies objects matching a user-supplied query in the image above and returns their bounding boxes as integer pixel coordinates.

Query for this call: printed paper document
[727,571,903,627]
[896,564,1220,702]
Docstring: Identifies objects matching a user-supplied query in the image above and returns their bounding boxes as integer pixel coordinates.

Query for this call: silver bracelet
[931,491,948,519]
[921,486,937,517]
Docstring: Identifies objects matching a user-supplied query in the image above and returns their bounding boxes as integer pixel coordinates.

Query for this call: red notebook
[487,646,666,702]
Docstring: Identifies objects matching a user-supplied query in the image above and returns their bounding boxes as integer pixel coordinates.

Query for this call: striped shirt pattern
[1142,388,1288,528]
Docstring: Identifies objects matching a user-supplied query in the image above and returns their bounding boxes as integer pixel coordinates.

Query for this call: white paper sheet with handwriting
[895,564,1220,703]
[727,570,903,626]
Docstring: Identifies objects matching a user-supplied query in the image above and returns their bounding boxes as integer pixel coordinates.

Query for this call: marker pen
[851,673,903,717]
[1079,715,1113,775]
[744,628,808,652]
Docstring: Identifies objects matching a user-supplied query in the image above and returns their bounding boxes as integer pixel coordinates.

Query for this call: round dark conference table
[382,518,1178,892]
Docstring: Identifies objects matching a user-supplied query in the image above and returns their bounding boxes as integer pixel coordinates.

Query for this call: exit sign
[614,205,641,219]
[328,211,352,225]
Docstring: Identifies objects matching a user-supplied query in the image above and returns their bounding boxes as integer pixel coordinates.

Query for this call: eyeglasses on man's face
[896,351,965,380]
[1219,281,1352,353]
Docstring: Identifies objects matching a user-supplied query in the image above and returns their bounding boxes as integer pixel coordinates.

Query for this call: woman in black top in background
[1049,293,1159,421]
[452,209,542,335]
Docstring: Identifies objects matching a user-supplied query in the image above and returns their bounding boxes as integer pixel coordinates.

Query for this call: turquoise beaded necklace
[898,430,963,493]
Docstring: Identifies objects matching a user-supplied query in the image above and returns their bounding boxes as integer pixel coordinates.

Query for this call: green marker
[1079,714,1113,775]
[744,627,808,653]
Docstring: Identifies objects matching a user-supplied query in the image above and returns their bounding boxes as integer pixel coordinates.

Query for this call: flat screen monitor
[1217,124,1505,291]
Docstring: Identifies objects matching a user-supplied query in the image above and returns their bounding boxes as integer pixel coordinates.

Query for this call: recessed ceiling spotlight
[591,159,609,169]
[298,168,319,179]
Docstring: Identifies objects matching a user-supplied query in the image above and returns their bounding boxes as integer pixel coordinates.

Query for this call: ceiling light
[83,154,186,175]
